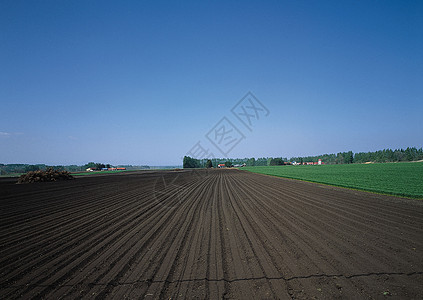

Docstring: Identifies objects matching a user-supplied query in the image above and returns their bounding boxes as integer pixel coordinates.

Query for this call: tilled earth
[0,169,422,299]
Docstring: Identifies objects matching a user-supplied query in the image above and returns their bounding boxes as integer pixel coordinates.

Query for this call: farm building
[233,163,246,167]
[305,160,324,165]
[218,164,225,168]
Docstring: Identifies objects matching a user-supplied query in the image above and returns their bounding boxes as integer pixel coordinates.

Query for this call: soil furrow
[0,169,421,299]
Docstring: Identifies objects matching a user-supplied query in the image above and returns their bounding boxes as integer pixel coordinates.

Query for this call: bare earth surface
[0,169,422,299]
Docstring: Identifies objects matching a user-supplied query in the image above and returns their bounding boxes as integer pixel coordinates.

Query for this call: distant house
[86,168,95,172]
[218,164,225,168]
[233,163,246,168]
[116,167,126,170]
[304,160,324,166]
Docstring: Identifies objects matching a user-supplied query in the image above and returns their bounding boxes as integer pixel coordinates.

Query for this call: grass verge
[71,170,129,176]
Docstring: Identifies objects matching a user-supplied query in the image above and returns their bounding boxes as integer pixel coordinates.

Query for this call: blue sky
[1,0,422,165]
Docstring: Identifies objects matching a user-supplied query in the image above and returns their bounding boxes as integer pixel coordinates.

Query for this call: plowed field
[1,169,422,299]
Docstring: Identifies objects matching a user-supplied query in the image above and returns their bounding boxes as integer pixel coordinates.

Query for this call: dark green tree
[346,151,354,164]
[85,162,97,169]
[25,165,40,172]
[96,163,106,170]
[247,157,256,166]
[205,159,213,168]
[225,161,232,168]
[267,158,272,166]
[269,158,284,166]
[183,156,200,168]
[51,165,65,171]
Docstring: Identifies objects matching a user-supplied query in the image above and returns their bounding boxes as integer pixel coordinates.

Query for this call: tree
[335,153,344,164]
[85,162,97,169]
[346,151,354,164]
[267,158,272,166]
[95,163,106,170]
[205,159,213,168]
[50,165,65,171]
[183,156,200,168]
[269,158,284,166]
[255,158,268,166]
[247,157,256,166]
[25,165,39,172]
[225,161,232,168]
[66,165,84,172]
[405,147,415,161]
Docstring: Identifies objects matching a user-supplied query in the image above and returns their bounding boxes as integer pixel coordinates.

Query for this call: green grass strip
[243,162,423,199]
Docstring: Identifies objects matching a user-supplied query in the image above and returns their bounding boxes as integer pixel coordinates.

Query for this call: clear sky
[1,0,422,166]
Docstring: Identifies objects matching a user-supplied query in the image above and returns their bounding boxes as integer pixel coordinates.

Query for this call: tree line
[0,164,84,175]
[0,162,150,175]
[290,147,423,164]
[183,156,290,168]
[183,147,423,168]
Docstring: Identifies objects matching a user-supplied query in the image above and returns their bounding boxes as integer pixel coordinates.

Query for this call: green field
[0,173,24,178]
[243,162,423,199]
[71,170,129,176]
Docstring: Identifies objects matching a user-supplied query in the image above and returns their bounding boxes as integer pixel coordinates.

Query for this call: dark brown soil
[0,169,422,299]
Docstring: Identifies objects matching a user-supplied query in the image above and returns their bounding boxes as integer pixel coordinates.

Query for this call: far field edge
[241,169,423,200]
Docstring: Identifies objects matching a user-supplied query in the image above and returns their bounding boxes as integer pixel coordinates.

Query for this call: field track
[0,169,422,299]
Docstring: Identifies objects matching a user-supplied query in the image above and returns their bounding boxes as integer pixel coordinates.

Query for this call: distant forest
[2,147,422,174]
[183,147,423,168]
[0,163,149,176]
[290,147,423,164]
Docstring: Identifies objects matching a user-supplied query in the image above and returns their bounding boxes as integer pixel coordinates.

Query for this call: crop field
[243,162,423,199]
[71,170,130,176]
[0,173,24,178]
[0,169,422,299]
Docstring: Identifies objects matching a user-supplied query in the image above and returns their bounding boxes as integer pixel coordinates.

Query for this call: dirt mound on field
[17,169,74,184]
